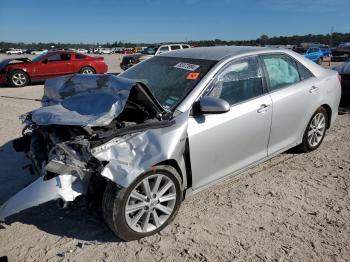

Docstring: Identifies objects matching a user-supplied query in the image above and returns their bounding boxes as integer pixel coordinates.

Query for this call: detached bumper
[0,174,83,221]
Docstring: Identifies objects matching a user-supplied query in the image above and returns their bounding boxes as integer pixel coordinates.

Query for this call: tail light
[337,74,341,83]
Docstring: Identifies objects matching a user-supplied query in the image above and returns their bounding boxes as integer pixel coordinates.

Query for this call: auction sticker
[174,62,200,71]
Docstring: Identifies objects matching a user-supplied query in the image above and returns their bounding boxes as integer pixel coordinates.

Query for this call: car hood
[0,57,31,71]
[333,61,350,74]
[30,74,166,127]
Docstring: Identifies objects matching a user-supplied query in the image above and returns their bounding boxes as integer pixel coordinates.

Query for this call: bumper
[0,174,83,221]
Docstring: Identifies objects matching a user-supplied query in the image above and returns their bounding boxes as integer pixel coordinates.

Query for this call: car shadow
[0,139,120,243]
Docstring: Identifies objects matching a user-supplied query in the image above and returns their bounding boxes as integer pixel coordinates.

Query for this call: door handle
[257,104,271,113]
[309,86,319,94]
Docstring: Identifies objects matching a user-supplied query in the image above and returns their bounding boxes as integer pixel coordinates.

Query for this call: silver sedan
[0,46,341,241]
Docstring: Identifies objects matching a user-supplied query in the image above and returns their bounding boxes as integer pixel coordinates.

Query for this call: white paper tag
[174,62,200,71]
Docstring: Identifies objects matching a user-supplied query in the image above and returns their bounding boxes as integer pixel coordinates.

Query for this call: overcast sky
[0,0,349,43]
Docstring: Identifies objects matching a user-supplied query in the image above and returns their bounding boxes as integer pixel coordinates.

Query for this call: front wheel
[9,70,29,87]
[102,165,183,241]
[317,57,323,65]
[299,107,328,152]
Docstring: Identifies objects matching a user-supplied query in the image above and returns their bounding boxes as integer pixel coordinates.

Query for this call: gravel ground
[0,54,349,262]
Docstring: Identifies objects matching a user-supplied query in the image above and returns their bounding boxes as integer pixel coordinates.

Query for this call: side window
[170,45,181,50]
[47,53,71,62]
[296,61,314,80]
[182,45,189,49]
[261,55,300,91]
[75,53,86,59]
[47,54,61,62]
[158,46,170,54]
[207,57,263,105]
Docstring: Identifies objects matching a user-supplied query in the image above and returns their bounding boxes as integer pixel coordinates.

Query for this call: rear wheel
[299,107,328,152]
[80,66,95,74]
[317,57,323,65]
[102,165,182,241]
[9,70,29,87]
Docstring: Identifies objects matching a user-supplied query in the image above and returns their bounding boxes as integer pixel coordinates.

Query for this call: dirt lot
[0,54,349,262]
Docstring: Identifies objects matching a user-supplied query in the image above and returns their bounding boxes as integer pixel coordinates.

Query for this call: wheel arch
[320,104,332,129]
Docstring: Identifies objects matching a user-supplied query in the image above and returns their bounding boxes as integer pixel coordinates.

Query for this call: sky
[0,0,349,43]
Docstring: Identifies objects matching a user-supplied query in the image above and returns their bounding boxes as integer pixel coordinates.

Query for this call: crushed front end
[0,74,177,221]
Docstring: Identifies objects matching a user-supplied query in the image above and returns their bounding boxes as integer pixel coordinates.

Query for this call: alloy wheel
[82,68,94,74]
[12,73,26,86]
[307,112,326,147]
[125,174,177,233]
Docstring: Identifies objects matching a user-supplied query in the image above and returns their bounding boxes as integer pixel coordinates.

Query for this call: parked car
[122,48,134,54]
[30,49,48,55]
[0,46,341,241]
[293,47,324,64]
[332,43,350,61]
[0,51,108,87]
[333,60,350,107]
[5,48,23,55]
[98,48,113,54]
[120,54,141,71]
[120,44,192,70]
[76,48,88,54]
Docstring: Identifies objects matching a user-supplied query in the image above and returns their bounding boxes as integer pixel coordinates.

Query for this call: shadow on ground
[0,139,120,243]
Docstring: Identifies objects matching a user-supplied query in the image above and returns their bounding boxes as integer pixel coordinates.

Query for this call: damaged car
[0,46,341,241]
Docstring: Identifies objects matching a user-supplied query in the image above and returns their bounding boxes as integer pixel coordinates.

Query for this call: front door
[187,56,272,190]
[35,53,74,79]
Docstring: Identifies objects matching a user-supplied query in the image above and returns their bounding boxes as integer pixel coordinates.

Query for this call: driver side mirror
[195,96,230,115]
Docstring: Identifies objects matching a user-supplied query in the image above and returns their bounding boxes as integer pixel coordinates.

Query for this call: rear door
[260,54,320,155]
[188,56,272,190]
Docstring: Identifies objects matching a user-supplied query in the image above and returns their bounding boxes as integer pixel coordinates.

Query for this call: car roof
[158,46,271,61]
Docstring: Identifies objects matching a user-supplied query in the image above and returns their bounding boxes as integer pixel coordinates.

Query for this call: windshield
[31,53,47,63]
[120,56,217,110]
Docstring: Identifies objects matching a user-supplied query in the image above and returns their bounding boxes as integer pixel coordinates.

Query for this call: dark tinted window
[75,53,86,59]
[182,45,189,49]
[207,57,263,105]
[170,45,181,50]
[47,53,70,62]
[297,61,314,80]
[120,56,216,110]
[261,55,300,91]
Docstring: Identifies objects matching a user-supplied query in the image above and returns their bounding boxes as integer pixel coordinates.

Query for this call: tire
[102,165,183,241]
[80,66,95,74]
[299,107,328,152]
[9,70,29,87]
[317,57,323,65]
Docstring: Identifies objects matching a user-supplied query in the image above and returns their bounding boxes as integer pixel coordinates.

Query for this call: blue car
[293,47,324,64]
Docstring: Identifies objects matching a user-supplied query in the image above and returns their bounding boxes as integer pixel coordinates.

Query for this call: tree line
[1,32,349,49]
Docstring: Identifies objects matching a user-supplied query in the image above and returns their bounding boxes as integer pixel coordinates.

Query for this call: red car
[0,51,108,87]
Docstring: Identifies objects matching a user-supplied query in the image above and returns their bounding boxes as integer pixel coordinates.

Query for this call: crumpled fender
[0,174,83,221]
[91,111,189,188]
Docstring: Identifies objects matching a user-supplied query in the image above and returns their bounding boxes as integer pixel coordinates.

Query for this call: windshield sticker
[174,62,200,71]
[186,72,200,80]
